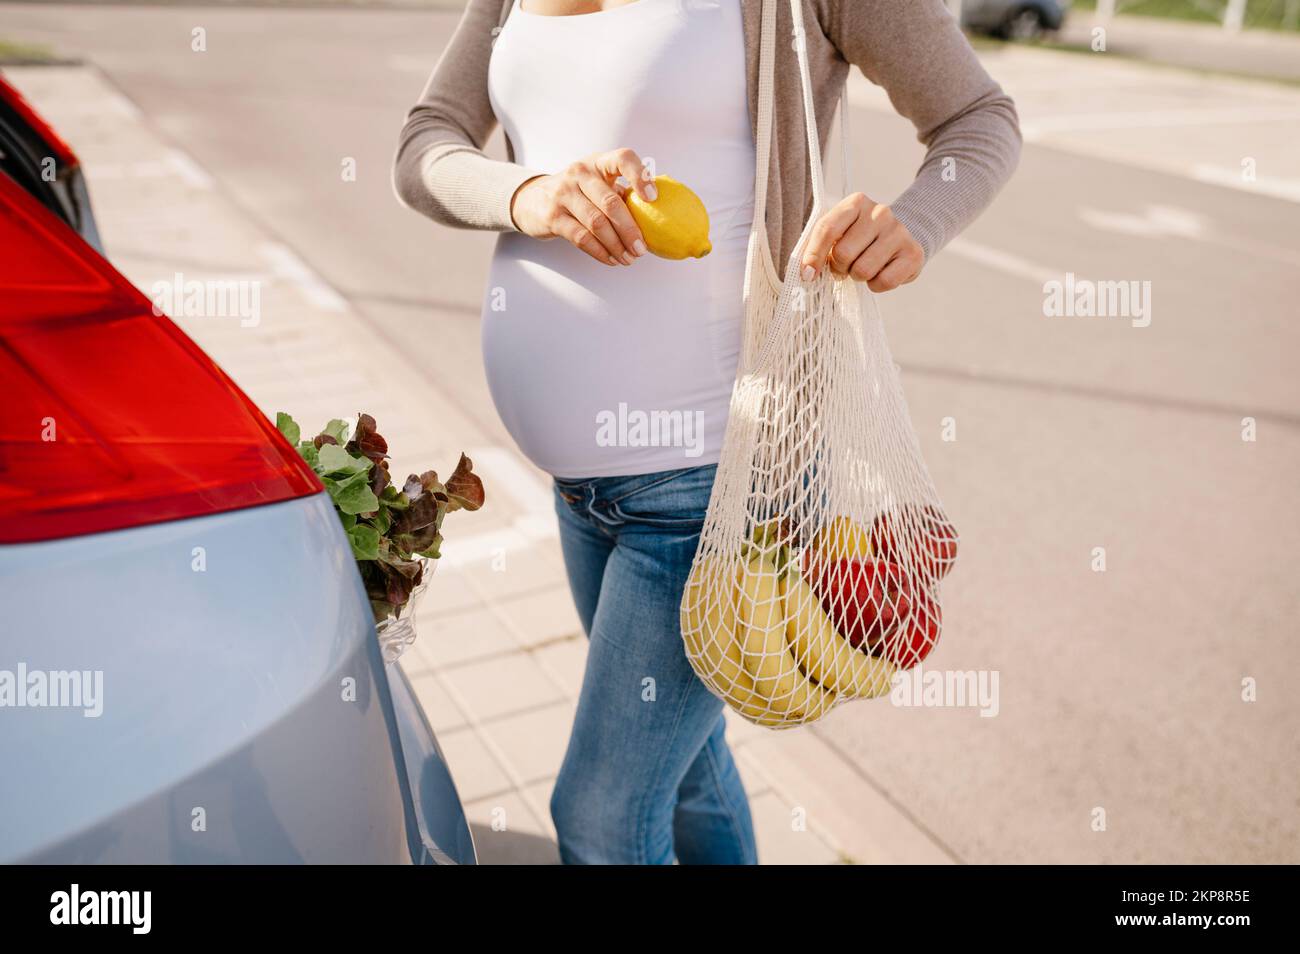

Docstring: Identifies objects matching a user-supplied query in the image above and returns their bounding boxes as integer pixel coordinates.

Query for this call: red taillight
[0,73,78,168]
[0,171,322,544]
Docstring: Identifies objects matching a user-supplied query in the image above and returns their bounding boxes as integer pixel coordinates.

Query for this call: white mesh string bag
[680,0,959,729]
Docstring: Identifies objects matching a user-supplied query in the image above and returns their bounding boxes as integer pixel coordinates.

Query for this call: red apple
[802,553,914,651]
[870,505,958,583]
[882,590,942,670]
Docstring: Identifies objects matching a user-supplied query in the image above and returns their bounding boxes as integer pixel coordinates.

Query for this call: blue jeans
[550,464,757,865]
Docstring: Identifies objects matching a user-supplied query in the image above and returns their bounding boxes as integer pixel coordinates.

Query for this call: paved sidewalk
[5,63,949,864]
[848,39,1300,206]
[1056,8,1300,82]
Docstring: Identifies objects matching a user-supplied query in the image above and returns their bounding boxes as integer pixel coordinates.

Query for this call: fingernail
[615,175,631,191]
[645,184,658,201]
[607,256,619,266]
[802,265,816,282]
[622,252,635,265]
[633,239,647,256]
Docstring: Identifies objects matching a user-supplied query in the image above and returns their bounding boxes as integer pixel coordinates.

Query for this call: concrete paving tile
[492,586,585,649]
[396,646,431,680]
[520,778,559,842]
[480,701,577,785]
[742,726,954,865]
[733,748,772,801]
[439,652,565,722]
[749,791,843,866]
[404,671,467,735]
[459,541,568,602]
[412,603,518,668]
[463,792,559,865]
[410,563,485,618]
[531,636,589,700]
[435,727,512,804]
[721,706,767,747]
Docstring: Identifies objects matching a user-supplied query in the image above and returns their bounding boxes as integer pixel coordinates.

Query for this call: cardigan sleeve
[817,0,1022,260]
[392,0,544,232]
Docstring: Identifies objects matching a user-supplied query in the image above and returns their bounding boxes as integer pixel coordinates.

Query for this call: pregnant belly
[481,232,746,477]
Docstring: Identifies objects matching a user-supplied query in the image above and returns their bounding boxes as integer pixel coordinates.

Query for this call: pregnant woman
[394,0,1020,864]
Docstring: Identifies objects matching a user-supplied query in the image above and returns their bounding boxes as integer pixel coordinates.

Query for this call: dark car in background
[962,0,1072,39]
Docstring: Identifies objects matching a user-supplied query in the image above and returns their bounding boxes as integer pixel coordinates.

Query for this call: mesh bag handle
[750,0,828,246]
[747,0,850,374]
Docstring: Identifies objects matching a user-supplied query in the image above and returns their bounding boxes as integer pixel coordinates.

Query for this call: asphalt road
[5,3,1297,862]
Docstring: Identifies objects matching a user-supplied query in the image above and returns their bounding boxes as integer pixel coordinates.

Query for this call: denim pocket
[607,466,716,528]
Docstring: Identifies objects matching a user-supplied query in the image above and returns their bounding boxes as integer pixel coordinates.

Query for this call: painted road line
[103,88,142,121]
[387,53,431,74]
[1019,106,1300,139]
[256,242,348,313]
[82,150,213,189]
[165,148,215,190]
[1079,203,1300,268]
[945,238,1060,286]
[1191,164,1300,205]
[1077,204,1207,239]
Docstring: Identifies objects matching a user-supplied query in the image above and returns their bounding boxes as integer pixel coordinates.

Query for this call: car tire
[1000,7,1045,41]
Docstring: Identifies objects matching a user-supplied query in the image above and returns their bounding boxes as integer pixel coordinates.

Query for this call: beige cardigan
[393,0,1020,265]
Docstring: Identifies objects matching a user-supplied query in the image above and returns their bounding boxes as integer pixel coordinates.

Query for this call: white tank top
[484,0,755,478]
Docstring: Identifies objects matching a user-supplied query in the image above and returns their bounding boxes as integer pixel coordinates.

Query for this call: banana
[785,570,896,699]
[682,559,779,724]
[735,554,837,722]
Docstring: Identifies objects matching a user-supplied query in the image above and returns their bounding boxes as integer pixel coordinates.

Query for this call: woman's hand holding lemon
[801,192,925,293]
[509,148,653,267]
[625,176,711,260]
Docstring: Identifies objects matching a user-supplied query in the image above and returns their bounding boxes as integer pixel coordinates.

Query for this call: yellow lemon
[625,175,712,260]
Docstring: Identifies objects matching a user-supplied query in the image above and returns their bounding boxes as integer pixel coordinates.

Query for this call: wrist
[509,174,545,232]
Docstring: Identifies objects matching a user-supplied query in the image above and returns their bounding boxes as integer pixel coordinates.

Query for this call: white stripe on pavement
[103,89,141,121]
[83,150,213,189]
[255,242,348,313]
[164,149,214,190]
[387,54,431,74]
[945,238,1059,285]
[1191,164,1300,205]
[1020,105,1300,139]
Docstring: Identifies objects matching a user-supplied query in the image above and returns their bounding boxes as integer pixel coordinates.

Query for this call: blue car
[962,0,1071,39]
[0,74,475,865]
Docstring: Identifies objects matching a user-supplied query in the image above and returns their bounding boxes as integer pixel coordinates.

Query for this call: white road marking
[1077,204,1207,239]
[1191,164,1300,204]
[468,446,554,515]
[83,150,212,189]
[1020,105,1300,139]
[387,54,431,74]
[1079,203,1300,268]
[164,149,214,190]
[438,446,558,568]
[103,90,141,121]
[256,242,348,312]
[945,237,1060,285]
[83,162,148,181]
